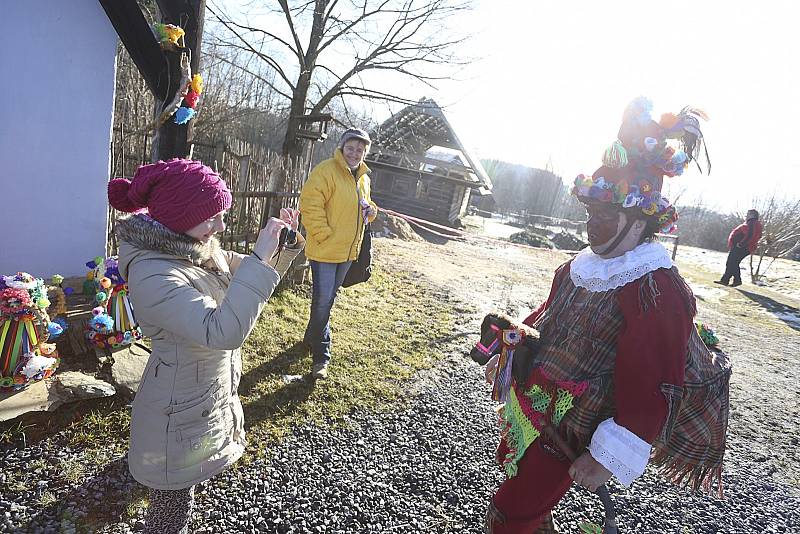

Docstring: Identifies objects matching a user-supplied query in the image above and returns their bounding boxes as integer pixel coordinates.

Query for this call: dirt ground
[374,221,800,492]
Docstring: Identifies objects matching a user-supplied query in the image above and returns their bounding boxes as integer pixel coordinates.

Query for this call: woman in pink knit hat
[108,158,304,534]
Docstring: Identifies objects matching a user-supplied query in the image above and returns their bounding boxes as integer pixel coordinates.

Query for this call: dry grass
[238,267,453,455]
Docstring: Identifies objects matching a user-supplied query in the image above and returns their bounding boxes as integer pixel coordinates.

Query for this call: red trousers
[488,439,574,533]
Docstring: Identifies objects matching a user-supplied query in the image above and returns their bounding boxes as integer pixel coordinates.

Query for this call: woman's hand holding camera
[281,208,300,231]
[252,218,288,262]
[252,208,300,262]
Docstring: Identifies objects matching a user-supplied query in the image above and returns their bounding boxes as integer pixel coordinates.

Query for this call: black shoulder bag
[342,223,372,287]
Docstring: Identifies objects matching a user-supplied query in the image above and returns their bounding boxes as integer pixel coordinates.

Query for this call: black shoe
[731,280,742,287]
[713,280,729,286]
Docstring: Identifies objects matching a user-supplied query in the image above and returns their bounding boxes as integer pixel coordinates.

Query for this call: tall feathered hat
[572,97,710,233]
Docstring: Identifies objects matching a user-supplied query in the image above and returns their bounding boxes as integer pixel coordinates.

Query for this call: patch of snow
[687,281,727,303]
[771,311,800,327]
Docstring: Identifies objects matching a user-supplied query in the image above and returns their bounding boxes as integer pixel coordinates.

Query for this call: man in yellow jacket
[299,128,379,378]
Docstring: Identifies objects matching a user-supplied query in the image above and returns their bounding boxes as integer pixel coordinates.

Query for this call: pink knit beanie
[108,159,232,233]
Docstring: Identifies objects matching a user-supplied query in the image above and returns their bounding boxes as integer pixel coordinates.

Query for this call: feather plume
[663,107,711,174]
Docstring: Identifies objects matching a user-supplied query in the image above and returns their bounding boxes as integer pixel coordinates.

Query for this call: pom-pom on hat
[108,158,232,233]
[572,97,711,234]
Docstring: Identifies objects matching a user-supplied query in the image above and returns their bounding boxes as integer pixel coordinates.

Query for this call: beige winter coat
[116,214,302,490]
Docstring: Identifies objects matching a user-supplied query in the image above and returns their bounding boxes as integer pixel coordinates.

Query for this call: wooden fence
[216,138,304,254]
[107,133,304,256]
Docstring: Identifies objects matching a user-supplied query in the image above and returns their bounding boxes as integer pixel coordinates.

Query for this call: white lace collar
[570,242,672,292]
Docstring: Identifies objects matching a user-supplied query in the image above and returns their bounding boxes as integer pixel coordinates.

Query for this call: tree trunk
[281,70,313,165]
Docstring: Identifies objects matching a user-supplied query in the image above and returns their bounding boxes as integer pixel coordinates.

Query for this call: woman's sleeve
[299,165,334,243]
[363,176,379,223]
[129,256,280,350]
[587,269,692,486]
[268,234,306,278]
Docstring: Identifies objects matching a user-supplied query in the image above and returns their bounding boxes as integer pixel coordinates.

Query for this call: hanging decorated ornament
[83,257,142,351]
[174,73,204,125]
[1,273,62,391]
[190,73,203,94]
[148,23,205,128]
[153,23,185,48]
[174,106,196,125]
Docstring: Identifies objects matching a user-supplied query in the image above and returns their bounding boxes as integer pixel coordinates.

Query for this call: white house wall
[0,0,118,277]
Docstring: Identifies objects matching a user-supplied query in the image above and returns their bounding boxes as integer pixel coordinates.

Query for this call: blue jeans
[304,260,352,364]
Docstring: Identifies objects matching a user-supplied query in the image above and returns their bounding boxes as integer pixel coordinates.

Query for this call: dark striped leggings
[144,486,195,534]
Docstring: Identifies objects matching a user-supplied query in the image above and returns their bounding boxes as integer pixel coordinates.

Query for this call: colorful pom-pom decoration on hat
[572,97,711,234]
[1,273,61,391]
[83,256,142,351]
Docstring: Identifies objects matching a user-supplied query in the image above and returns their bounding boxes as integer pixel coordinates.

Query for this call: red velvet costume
[489,260,694,533]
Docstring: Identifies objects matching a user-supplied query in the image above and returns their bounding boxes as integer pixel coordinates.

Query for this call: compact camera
[279,227,297,248]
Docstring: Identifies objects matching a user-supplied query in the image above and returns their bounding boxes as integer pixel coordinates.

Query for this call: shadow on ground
[239,341,316,430]
[736,288,800,332]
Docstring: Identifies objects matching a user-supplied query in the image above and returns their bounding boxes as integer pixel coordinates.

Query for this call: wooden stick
[540,425,619,534]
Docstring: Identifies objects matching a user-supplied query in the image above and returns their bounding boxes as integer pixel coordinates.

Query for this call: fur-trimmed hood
[115,214,224,279]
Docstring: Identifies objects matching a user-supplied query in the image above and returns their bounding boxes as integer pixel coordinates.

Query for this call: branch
[205,36,296,91]
[205,51,293,101]
[207,1,302,62]
[329,85,422,107]
[277,0,307,65]
[318,0,395,54]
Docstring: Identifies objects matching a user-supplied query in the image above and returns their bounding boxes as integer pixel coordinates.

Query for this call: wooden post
[213,140,226,172]
[152,0,206,161]
[100,0,207,161]
[237,154,251,230]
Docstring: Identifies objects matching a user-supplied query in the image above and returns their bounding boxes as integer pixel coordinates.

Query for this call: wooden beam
[98,0,166,97]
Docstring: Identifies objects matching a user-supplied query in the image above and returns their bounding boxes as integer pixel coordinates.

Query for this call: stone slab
[110,343,151,397]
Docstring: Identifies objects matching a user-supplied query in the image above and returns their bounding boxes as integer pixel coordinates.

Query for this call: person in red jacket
[484,99,730,534]
[715,209,763,287]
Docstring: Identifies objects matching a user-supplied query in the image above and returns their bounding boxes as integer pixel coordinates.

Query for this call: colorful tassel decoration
[492,348,515,403]
[603,140,629,168]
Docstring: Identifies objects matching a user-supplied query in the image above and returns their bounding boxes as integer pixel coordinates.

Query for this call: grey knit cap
[338,128,371,148]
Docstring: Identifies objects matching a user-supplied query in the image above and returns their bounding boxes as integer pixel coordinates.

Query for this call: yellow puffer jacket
[299,149,378,263]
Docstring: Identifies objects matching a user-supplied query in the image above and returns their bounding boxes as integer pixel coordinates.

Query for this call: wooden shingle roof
[367,98,492,191]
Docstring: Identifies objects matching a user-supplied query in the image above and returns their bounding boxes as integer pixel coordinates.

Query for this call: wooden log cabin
[366,98,492,226]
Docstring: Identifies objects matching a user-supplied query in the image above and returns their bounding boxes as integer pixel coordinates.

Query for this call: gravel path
[2,236,799,533]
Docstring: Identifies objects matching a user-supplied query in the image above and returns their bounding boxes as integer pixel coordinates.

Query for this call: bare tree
[748,196,800,282]
[206,0,472,162]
